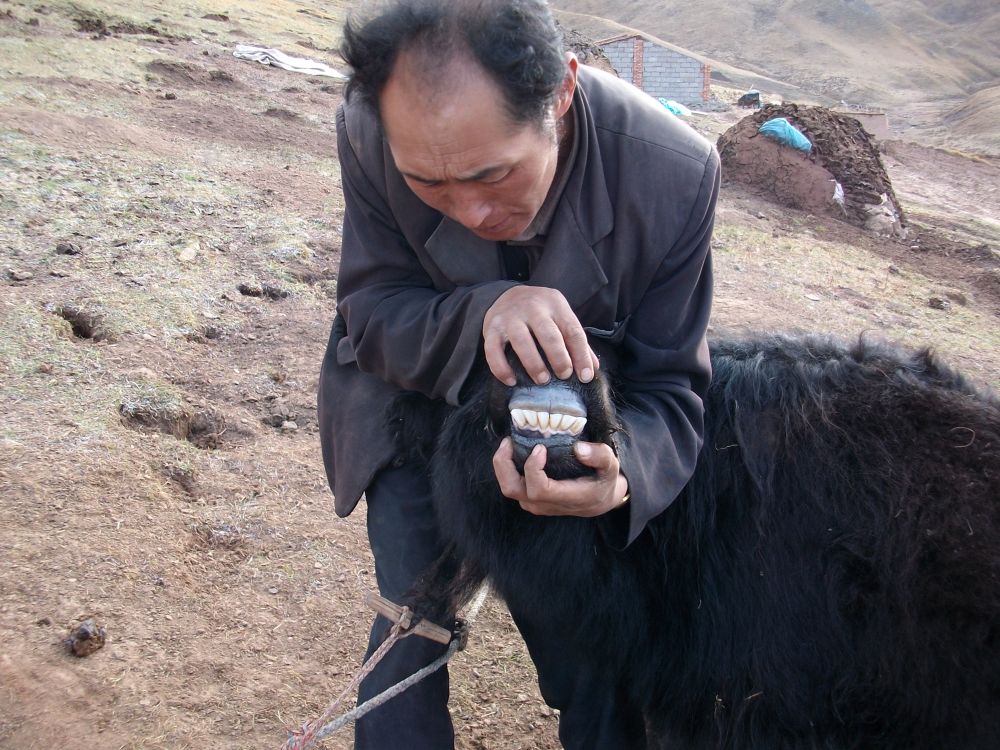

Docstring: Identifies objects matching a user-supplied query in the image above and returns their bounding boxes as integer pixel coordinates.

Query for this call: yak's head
[484,353,621,480]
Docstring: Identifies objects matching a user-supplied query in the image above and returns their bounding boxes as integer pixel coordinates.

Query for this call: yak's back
[666,334,1000,747]
[703,333,999,512]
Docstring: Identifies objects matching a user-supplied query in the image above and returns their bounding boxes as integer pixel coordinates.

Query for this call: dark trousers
[354,461,648,750]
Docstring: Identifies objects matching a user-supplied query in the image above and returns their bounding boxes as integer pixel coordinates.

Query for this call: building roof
[595,31,706,65]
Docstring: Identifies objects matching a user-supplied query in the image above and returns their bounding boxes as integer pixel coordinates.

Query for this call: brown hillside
[946,86,1000,155]
[551,1,1000,106]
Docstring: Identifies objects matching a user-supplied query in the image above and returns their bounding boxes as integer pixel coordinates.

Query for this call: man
[318,1,719,747]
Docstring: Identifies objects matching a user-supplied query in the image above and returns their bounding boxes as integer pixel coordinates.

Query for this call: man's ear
[553,52,578,119]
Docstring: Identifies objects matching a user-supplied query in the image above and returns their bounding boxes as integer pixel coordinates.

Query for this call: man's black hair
[341,0,566,127]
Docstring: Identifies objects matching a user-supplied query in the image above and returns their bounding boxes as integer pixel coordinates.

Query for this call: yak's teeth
[511,409,588,436]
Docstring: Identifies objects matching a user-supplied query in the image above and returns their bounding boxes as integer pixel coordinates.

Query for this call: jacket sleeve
[334,105,518,405]
[603,147,719,548]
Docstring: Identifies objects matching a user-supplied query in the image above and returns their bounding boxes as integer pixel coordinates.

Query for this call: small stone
[55,241,82,255]
[65,618,107,657]
[804,293,822,301]
[178,240,200,262]
[164,92,177,100]
[7,268,33,281]
[268,587,279,595]
[36,617,53,626]
[928,297,950,311]
[887,264,900,275]
[756,211,766,220]
[280,420,299,432]
[238,281,264,297]
[262,283,290,300]
[37,363,53,374]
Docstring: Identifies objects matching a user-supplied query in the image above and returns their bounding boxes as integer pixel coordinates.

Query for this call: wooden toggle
[365,593,453,645]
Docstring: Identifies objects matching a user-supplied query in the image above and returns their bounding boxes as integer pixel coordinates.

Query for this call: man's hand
[492,437,629,517]
[484,286,599,386]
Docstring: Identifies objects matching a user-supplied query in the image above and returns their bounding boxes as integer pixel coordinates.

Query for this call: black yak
[390,334,1000,749]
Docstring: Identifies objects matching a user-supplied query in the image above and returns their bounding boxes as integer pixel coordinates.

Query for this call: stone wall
[600,36,710,105]
[602,38,634,84]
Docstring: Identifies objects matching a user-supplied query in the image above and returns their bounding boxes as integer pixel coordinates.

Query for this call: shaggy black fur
[389,334,1000,749]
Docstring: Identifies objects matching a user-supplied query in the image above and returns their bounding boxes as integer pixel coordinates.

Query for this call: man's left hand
[492,438,629,517]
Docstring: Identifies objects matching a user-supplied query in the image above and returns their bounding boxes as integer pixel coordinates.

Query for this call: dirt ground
[1,3,998,750]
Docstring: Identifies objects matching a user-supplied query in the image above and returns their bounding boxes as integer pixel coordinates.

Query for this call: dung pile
[717,104,905,233]
[559,23,617,75]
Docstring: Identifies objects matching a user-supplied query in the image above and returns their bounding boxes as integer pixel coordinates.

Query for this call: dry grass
[711,207,1000,388]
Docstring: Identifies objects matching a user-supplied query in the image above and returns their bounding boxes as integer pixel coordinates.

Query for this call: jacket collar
[425,67,613,308]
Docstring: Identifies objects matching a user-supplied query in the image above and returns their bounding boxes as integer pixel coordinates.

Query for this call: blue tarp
[658,98,691,116]
[758,118,812,152]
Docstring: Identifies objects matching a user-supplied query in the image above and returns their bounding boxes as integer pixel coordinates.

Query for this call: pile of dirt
[559,23,617,75]
[717,104,906,233]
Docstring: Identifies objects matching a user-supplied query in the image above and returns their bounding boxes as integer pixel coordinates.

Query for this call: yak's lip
[507,380,587,450]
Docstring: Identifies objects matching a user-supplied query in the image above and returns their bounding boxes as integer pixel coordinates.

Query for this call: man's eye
[483,171,511,184]
[412,177,442,188]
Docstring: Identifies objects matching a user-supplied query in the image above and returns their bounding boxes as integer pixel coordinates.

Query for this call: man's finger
[559,321,595,383]
[573,441,618,475]
[521,444,559,501]
[590,349,601,375]
[493,438,527,499]
[532,318,573,380]
[484,334,516,386]
[507,328,551,385]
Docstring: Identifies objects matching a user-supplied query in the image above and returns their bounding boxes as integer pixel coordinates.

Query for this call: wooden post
[366,593,453,645]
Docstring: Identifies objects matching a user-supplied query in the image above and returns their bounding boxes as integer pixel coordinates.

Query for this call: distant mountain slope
[551,1,1000,107]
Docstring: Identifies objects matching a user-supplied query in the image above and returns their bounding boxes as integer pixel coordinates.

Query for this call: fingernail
[532,444,544,456]
[574,442,591,458]
[581,367,594,383]
[536,372,550,384]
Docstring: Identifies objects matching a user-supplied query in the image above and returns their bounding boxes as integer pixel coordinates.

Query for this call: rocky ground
[1,2,997,749]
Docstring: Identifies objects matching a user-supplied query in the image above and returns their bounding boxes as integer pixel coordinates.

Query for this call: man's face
[380,55,573,242]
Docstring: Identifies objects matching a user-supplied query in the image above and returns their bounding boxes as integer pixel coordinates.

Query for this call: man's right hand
[483,286,599,386]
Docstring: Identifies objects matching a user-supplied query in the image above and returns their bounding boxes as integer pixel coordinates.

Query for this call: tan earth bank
[1,2,998,749]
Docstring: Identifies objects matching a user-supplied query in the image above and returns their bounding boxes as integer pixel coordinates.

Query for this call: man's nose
[450,191,491,230]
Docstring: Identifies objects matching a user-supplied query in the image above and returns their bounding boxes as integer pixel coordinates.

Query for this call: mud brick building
[598,33,711,106]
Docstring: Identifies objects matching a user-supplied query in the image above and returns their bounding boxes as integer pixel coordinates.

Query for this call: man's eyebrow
[400,170,441,184]
[456,165,507,182]
[400,165,507,184]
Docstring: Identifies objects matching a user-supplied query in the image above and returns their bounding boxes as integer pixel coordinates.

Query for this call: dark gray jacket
[319,65,719,547]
